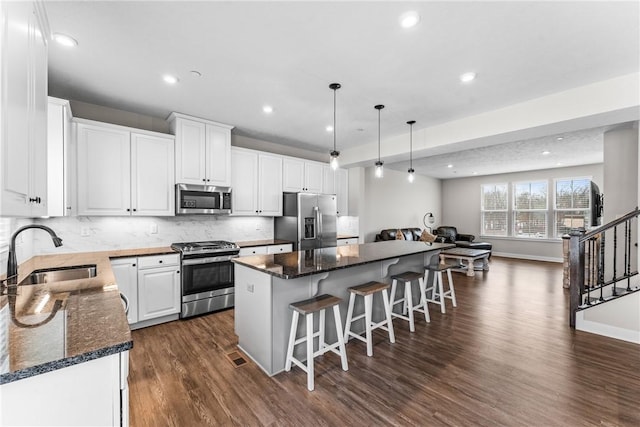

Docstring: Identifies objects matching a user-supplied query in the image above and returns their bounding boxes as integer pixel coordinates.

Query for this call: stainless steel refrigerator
[274,192,337,250]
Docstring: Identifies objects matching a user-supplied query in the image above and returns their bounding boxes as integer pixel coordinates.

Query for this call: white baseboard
[576,310,640,344]
[492,252,563,263]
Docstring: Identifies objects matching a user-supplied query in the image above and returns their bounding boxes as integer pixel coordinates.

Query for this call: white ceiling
[45,1,640,177]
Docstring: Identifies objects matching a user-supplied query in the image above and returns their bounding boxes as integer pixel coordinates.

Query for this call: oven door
[181,255,235,302]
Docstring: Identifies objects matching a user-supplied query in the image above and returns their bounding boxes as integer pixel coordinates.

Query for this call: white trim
[492,252,563,263]
[576,310,640,344]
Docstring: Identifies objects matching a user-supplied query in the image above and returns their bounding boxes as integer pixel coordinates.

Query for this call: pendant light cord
[377,108,381,161]
[409,122,413,169]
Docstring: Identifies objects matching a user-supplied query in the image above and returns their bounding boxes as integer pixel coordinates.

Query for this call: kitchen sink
[21,264,97,285]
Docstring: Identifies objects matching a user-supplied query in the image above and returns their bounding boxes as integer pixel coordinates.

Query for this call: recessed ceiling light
[326,125,333,132]
[556,136,564,141]
[542,150,550,155]
[447,164,453,168]
[472,172,478,175]
[263,105,274,114]
[53,33,78,47]
[399,11,420,28]
[556,162,564,166]
[460,72,477,83]
[163,75,179,84]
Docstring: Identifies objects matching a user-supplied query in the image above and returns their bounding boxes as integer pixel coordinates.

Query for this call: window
[554,177,590,237]
[513,181,548,238]
[481,184,508,236]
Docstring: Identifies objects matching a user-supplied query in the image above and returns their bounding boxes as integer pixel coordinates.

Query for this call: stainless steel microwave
[175,184,232,215]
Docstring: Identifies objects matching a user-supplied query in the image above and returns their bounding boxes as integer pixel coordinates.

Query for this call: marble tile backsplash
[32,216,275,254]
[0,218,35,277]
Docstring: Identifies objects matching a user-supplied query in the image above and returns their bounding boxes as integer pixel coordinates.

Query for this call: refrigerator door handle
[316,206,323,240]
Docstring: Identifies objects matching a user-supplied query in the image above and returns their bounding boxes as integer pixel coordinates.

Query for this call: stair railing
[566,207,639,327]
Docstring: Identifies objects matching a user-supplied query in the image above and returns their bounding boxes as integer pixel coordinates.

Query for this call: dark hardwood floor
[128,257,640,426]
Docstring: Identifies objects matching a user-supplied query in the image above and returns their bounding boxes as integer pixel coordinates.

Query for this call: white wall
[603,126,638,222]
[441,164,603,261]
[361,167,441,243]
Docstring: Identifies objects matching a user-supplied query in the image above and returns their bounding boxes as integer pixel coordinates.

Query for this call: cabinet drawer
[338,238,358,246]
[239,246,268,257]
[267,244,292,254]
[137,254,180,269]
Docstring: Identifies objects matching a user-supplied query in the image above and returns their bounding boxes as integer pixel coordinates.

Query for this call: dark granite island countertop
[232,240,454,279]
[0,247,175,385]
[233,240,454,376]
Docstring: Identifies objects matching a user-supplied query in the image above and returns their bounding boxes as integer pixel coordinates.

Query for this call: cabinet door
[322,165,336,195]
[137,266,181,321]
[76,124,131,216]
[258,153,282,216]
[238,246,268,256]
[174,118,206,184]
[282,157,305,192]
[111,258,139,324]
[28,4,48,218]
[231,148,258,215]
[131,133,175,216]
[205,124,231,186]
[304,161,323,193]
[0,1,32,216]
[336,168,349,216]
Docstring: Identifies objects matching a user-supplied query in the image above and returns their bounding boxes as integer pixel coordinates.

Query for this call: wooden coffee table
[439,248,491,277]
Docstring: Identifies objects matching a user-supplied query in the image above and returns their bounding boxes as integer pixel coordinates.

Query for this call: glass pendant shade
[407,168,415,183]
[329,83,341,171]
[330,151,339,170]
[375,161,384,178]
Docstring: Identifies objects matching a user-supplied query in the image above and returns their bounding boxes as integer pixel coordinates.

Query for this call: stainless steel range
[171,240,240,318]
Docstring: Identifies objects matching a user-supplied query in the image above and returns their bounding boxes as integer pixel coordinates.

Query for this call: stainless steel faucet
[5,224,63,286]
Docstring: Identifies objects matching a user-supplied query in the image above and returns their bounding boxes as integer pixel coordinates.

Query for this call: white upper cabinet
[131,133,175,216]
[336,168,349,216]
[76,119,175,216]
[0,1,49,217]
[168,113,233,187]
[47,97,73,217]
[282,157,323,193]
[322,165,336,195]
[231,147,282,216]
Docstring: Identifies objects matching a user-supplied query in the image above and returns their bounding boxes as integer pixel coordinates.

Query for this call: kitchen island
[233,240,454,376]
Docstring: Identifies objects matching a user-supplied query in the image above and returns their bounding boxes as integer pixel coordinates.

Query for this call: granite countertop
[0,246,175,384]
[236,239,293,248]
[232,240,455,279]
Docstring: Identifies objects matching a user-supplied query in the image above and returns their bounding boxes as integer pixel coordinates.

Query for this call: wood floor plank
[128,257,640,426]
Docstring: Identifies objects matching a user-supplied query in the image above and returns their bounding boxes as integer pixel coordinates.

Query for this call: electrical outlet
[247,284,254,293]
[80,227,90,237]
[149,223,158,234]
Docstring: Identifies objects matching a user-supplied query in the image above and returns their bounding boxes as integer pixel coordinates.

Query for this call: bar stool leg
[390,279,398,315]
[285,311,299,372]
[382,288,395,343]
[418,276,430,323]
[332,305,349,371]
[306,313,315,391]
[364,293,373,356]
[437,271,446,313]
[319,308,326,353]
[343,293,356,343]
[446,268,457,307]
[405,281,415,332]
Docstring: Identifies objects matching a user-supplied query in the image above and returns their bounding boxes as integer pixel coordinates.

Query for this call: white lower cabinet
[111,254,180,328]
[338,238,358,246]
[0,351,129,426]
[239,244,292,257]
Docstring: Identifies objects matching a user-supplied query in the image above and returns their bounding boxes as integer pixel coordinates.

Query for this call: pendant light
[374,104,385,178]
[329,83,341,170]
[407,120,416,183]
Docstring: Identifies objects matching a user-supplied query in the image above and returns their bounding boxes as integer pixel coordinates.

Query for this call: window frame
[480,183,509,237]
[553,176,592,238]
[512,180,549,239]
